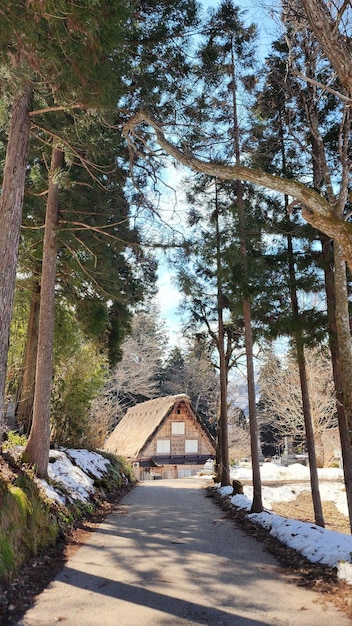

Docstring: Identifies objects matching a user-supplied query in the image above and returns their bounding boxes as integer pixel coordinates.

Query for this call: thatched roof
[104,394,212,459]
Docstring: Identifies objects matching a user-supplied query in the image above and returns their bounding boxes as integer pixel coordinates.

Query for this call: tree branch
[300,0,352,97]
[292,69,352,104]
[122,110,352,271]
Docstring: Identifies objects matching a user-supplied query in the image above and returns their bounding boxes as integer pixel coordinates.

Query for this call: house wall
[140,464,204,481]
[141,402,214,459]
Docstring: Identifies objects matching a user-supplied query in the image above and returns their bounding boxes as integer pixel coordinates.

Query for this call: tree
[249,35,332,526]
[0,87,32,437]
[122,18,352,522]
[50,340,106,449]
[259,347,338,467]
[228,421,251,466]
[178,0,263,505]
[161,345,219,434]
[4,0,199,476]
[0,0,130,439]
[23,144,63,476]
[122,111,352,271]
[270,24,352,528]
[175,183,244,486]
[290,0,352,98]
[13,113,156,435]
[95,306,168,432]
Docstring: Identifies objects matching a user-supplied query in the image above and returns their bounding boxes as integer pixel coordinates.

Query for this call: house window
[172,422,185,435]
[156,439,170,454]
[185,439,198,454]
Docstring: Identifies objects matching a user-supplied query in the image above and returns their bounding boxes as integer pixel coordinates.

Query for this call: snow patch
[47,450,94,501]
[65,448,110,479]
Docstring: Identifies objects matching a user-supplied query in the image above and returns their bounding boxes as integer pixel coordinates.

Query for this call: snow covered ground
[37,449,352,585]
[217,461,352,585]
[231,461,348,516]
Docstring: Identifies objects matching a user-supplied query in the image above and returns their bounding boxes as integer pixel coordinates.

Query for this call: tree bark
[243,298,263,513]
[299,0,352,98]
[237,186,263,512]
[15,275,41,434]
[297,43,351,528]
[214,190,230,487]
[217,305,230,486]
[24,144,63,478]
[333,242,352,438]
[229,39,263,513]
[321,234,352,533]
[295,339,325,527]
[0,86,32,437]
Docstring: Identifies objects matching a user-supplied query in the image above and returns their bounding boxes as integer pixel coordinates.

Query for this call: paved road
[17,479,351,626]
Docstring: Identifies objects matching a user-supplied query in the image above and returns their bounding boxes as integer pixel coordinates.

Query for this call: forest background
[0,0,352,532]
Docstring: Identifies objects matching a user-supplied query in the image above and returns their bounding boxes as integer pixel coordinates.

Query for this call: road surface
[17,478,351,626]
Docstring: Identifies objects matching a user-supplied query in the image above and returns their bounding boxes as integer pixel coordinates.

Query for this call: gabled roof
[104,394,214,459]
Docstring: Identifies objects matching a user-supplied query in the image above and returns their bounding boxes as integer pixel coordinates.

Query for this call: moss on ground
[0,451,134,583]
[0,469,58,581]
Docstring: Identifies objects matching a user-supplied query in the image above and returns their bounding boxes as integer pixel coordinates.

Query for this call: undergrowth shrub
[98,452,134,489]
[2,431,27,450]
[50,342,106,449]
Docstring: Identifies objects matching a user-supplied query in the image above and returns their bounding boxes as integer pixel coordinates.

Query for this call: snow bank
[66,448,110,479]
[39,449,111,504]
[249,508,352,568]
[218,463,351,583]
[231,461,344,483]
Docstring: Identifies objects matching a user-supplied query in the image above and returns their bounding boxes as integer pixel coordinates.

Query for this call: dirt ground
[271,489,351,534]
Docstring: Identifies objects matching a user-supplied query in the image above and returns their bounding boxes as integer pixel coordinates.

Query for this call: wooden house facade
[104,394,215,480]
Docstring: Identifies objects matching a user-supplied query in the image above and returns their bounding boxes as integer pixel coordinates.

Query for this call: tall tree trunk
[279,89,324,526]
[15,275,41,434]
[218,305,230,486]
[334,243,352,438]
[287,234,324,527]
[24,144,63,478]
[321,234,352,533]
[231,42,263,513]
[0,86,32,437]
[214,189,230,486]
[301,61,350,526]
[243,296,263,512]
[295,339,324,527]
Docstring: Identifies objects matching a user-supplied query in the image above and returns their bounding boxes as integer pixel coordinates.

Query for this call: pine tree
[185,0,263,506]
[0,0,130,444]
[161,344,219,435]
[251,31,352,529]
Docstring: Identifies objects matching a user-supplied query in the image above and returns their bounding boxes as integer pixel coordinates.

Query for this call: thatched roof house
[104,394,215,480]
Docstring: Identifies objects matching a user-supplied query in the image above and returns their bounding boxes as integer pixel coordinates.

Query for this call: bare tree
[162,349,219,429]
[259,347,337,467]
[94,309,166,432]
[228,409,251,466]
